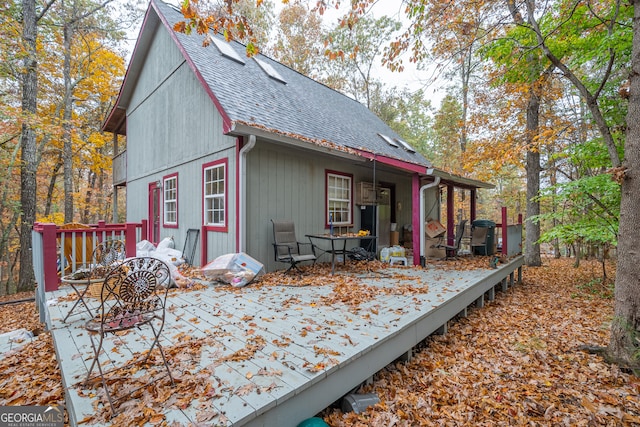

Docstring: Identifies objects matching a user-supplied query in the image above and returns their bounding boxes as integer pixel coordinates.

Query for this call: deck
[42,256,524,426]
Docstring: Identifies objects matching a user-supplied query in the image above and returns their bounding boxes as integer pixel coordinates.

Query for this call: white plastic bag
[156,236,175,251]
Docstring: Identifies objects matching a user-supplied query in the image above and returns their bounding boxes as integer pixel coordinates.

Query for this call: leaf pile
[321,258,640,426]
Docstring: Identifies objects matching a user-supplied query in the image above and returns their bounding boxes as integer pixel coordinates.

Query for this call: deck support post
[398,348,413,363]
[487,288,495,301]
[475,295,484,308]
[501,278,508,292]
[457,307,468,318]
[435,322,448,335]
[509,271,515,287]
[517,266,523,284]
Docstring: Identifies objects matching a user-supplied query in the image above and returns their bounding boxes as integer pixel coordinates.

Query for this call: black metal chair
[62,239,126,322]
[434,219,468,260]
[271,219,317,273]
[84,257,174,416]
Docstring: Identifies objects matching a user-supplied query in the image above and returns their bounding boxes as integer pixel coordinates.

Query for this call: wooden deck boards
[43,256,524,426]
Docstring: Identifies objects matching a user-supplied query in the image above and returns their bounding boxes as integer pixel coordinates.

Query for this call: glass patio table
[306,233,377,275]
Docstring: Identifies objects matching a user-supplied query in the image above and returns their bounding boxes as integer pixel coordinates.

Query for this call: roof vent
[378,133,399,148]
[254,57,286,84]
[395,138,416,153]
[211,37,245,65]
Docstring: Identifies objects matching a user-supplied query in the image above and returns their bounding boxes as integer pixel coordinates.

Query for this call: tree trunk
[524,91,542,267]
[18,0,38,292]
[508,0,542,267]
[63,22,74,222]
[608,0,640,368]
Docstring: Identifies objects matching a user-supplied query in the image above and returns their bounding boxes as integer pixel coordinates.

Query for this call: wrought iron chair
[84,257,174,416]
[62,239,126,322]
[271,219,317,273]
[434,219,467,260]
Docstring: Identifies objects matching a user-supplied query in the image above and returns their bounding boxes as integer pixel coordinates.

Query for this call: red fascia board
[355,149,427,174]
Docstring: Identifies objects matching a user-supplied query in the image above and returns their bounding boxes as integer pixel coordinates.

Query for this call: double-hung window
[163,173,178,227]
[203,159,227,230]
[326,170,352,226]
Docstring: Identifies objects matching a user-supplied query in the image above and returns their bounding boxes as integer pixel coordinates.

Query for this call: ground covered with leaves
[0,258,638,426]
[322,258,640,426]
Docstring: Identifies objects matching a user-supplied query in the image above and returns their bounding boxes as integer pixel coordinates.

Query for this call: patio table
[60,274,103,322]
[306,234,377,275]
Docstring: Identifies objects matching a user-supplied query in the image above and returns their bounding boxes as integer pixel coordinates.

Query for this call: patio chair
[271,219,317,273]
[62,239,126,323]
[470,225,489,256]
[84,257,174,416]
[434,219,467,260]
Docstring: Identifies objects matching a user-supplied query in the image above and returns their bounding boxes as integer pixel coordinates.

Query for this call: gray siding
[125,22,237,260]
[245,142,416,272]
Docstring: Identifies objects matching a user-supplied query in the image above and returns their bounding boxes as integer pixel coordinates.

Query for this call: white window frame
[163,174,178,227]
[203,160,226,229]
[326,171,352,226]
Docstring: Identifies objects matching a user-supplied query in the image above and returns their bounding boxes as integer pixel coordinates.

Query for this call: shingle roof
[112,0,432,169]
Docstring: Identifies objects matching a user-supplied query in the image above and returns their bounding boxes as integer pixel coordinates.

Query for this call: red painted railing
[32,220,148,292]
[495,207,523,257]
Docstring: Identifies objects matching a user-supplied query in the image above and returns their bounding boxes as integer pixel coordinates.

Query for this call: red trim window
[202,158,228,231]
[163,173,178,228]
[325,170,353,227]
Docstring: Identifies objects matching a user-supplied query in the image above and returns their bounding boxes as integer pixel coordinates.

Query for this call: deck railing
[495,207,523,257]
[32,220,148,293]
[33,221,148,322]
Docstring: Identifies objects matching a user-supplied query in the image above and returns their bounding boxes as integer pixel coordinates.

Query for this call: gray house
[103,0,491,271]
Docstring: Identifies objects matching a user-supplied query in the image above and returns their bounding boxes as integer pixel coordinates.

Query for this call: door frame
[148,181,161,244]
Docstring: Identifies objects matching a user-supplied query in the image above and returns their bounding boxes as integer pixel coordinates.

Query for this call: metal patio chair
[434,219,467,260]
[62,239,126,322]
[84,257,174,416]
[271,219,317,273]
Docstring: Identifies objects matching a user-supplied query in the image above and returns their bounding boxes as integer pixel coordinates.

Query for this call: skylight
[395,138,416,153]
[378,133,399,148]
[253,57,287,84]
[211,37,245,65]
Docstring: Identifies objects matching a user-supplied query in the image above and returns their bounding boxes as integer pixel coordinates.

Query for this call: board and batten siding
[125,20,238,261]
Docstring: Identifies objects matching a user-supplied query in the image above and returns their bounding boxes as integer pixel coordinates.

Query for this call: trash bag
[348,247,375,261]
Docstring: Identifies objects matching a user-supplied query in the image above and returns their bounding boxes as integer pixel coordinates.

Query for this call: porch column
[412,173,420,266]
[446,184,455,245]
[470,189,477,223]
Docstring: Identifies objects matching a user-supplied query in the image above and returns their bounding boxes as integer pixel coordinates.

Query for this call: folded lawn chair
[434,219,467,260]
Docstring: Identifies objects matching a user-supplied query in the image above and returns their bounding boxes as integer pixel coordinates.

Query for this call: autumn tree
[270,2,325,78]
[17,0,56,292]
[3,0,128,291]
[324,15,401,108]
[370,86,434,157]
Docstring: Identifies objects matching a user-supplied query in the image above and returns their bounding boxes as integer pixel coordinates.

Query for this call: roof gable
[106,0,432,170]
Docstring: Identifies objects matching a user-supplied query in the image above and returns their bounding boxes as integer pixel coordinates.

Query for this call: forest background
[1,0,637,366]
